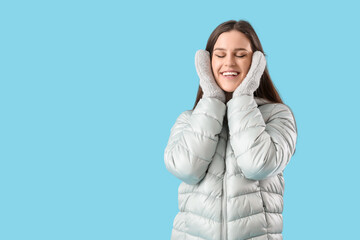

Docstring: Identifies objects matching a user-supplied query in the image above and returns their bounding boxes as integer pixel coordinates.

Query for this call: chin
[220,85,237,93]
[216,79,242,92]
[223,89,235,93]
[219,81,242,93]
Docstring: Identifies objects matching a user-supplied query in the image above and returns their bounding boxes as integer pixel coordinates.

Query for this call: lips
[221,71,240,73]
[221,71,239,77]
[221,70,239,75]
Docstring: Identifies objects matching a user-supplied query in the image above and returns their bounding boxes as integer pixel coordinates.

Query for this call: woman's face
[211,30,253,93]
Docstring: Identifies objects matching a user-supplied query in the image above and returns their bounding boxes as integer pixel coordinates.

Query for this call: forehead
[214,30,251,51]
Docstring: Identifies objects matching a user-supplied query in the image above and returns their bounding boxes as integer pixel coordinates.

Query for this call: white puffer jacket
[164,95,297,240]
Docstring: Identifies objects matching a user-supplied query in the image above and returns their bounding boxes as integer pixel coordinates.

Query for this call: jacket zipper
[222,170,227,240]
[221,124,228,240]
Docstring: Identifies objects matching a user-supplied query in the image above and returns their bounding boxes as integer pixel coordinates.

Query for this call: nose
[224,55,235,66]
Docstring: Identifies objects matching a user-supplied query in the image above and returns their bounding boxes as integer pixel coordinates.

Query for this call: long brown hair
[192,20,283,110]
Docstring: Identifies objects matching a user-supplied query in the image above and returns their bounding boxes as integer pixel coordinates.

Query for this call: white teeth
[222,72,238,76]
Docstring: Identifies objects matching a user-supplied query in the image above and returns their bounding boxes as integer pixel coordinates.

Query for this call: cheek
[211,62,216,74]
[211,60,220,73]
[243,59,252,71]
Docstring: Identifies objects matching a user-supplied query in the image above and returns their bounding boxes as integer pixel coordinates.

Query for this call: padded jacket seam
[192,112,223,127]
[176,141,211,163]
[227,189,283,200]
[172,227,209,240]
[182,210,221,223]
[183,129,219,142]
[228,210,264,223]
[242,231,282,240]
[179,190,220,200]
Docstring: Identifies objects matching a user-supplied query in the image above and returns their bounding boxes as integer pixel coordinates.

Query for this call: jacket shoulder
[178,110,192,121]
[260,103,294,116]
[262,103,297,134]
[170,110,192,130]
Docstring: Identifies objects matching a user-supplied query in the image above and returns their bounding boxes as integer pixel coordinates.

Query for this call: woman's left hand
[232,51,267,97]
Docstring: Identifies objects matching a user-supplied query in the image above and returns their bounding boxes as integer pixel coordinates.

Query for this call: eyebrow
[213,48,248,51]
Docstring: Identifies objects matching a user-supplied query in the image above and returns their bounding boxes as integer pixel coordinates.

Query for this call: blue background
[1,0,359,239]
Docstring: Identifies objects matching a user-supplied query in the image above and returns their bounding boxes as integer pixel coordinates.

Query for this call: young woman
[164,19,298,240]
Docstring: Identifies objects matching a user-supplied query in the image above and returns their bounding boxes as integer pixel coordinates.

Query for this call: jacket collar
[254,96,272,106]
[224,97,272,126]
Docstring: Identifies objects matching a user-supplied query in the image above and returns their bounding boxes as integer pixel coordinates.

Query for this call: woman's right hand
[195,49,226,103]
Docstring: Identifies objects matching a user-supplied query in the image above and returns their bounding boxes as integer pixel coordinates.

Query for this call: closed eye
[215,55,246,58]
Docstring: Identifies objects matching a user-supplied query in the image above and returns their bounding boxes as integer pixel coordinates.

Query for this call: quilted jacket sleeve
[164,97,226,185]
[227,95,297,181]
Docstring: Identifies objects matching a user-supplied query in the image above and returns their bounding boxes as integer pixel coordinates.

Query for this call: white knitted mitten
[195,49,226,103]
[233,51,267,97]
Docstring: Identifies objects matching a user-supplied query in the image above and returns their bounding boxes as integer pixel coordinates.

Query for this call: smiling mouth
[221,72,239,79]
[221,71,239,75]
